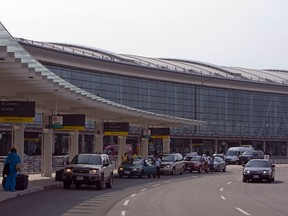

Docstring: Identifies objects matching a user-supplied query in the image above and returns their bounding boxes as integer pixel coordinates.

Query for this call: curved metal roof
[16,38,288,86]
[0,22,204,127]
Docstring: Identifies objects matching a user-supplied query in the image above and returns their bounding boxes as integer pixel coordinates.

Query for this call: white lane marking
[236,207,251,215]
[130,193,136,197]
[123,200,129,206]
[227,181,232,185]
[141,188,147,192]
[220,188,224,192]
[236,178,241,181]
[121,211,126,216]
[152,184,160,187]
[220,196,226,200]
[165,181,170,184]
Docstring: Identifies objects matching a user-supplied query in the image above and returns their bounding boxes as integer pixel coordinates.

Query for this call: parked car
[212,156,226,172]
[118,158,156,178]
[62,153,114,190]
[185,155,209,173]
[238,150,264,164]
[242,159,275,183]
[160,153,185,175]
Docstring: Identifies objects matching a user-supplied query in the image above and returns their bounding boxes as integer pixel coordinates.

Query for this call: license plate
[253,175,259,179]
[124,171,130,174]
[76,176,84,180]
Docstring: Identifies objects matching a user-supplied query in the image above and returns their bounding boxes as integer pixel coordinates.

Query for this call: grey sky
[2,0,288,69]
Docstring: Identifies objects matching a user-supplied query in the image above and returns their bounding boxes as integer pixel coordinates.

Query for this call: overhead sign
[48,114,85,130]
[150,127,170,139]
[142,129,151,138]
[103,122,129,136]
[0,101,35,122]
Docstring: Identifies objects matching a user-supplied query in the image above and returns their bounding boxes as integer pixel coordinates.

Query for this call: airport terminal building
[1,23,288,163]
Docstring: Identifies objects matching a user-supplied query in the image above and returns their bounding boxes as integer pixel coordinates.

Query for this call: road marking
[236,178,241,181]
[121,211,126,216]
[165,181,170,184]
[141,188,147,192]
[130,193,136,197]
[152,184,160,187]
[236,207,250,215]
[220,196,226,200]
[227,181,232,185]
[123,200,129,206]
[220,188,224,192]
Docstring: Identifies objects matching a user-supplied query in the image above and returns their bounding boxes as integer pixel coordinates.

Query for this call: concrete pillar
[69,131,79,161]
[163,138,170,154]
[215,139,218,154]
[43,128,53,177]
[94,122,104,153]
[117,136,126,168]
[80,134,85,153]
[141,138,149,159]
[13,123,25,163]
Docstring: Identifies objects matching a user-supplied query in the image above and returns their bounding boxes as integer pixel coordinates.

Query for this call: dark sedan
[242,159,275,183]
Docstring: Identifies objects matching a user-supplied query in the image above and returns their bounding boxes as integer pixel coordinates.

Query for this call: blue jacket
[5,152,21,173]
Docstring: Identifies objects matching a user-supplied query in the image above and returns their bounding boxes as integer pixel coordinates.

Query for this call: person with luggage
[4,147,21,192]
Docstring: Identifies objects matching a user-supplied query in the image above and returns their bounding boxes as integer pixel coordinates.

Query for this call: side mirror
[242,164,245,167]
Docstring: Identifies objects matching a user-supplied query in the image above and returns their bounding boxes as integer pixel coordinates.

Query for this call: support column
[69,131,79,161]
[13,123,25,163]
[80,134,85,153]
[43,129,53,177]
[141,138,149,159]
[215,139,218,154]
[117,136,126,168]
[94,122,104,153]
[163,138,170,154]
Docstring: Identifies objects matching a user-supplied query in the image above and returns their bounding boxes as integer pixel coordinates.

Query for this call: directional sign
[0,101,35,122]
[149,127,170,139]
[103,122,129,136]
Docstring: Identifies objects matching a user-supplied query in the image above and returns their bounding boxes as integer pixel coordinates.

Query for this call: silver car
[160,153,185,175]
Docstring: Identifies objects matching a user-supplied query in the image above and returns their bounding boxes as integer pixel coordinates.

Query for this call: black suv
[62,153,114,190]
[238,150,264,164]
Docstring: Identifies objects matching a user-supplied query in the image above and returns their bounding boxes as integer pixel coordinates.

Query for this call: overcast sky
[2,0,288,69]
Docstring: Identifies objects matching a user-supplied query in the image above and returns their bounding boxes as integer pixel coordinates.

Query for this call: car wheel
[63,181,71,189]
[216,166,220,172]
[242,178,247,183]
[106,174,113,188]
[96,175,104,190]
[222,165,226,172]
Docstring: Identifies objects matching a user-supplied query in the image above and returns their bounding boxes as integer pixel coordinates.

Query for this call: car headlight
[89,169,98,175]
[64,168,73,174]
[119,167,124,171]
[132,168,139,171]
[244,170,250,174]
[166,165,171,168]
[263,170,271,174]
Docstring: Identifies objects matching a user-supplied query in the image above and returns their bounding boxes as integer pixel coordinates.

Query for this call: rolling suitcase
[15,174,29,190]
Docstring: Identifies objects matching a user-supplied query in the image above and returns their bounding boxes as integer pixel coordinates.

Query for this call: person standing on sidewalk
[4,147,21,192]
[155,155,161,178]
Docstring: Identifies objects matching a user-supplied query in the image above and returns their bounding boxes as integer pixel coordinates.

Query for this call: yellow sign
[55,126,85,131]
[104,131,129,136]
[151,135,170,139]
[0,116,34,122]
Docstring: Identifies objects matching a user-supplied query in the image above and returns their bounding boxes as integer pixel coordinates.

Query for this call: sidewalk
[0,173,62,202]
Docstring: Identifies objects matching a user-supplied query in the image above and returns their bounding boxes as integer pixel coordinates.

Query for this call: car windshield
[71,155,102,165]
[226,150,238,156]
[122,158,143,165]
[162,154,174,162]
[246,160,271,167]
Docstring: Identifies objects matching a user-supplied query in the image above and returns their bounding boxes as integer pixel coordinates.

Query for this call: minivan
[225,146,254,165]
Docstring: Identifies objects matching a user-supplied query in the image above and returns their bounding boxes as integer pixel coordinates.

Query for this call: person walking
[4,147,21,192]
[155,155,161,178]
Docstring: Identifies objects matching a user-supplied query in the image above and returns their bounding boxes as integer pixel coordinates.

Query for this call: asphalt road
[1,165,288,216]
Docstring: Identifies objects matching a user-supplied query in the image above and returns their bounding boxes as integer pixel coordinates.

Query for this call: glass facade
[47,65,288,138]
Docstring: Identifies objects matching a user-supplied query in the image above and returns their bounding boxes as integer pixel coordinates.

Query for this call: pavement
[0,173,62,202]
[0,169,119,203]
